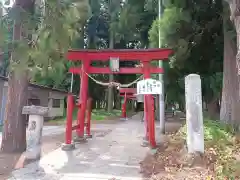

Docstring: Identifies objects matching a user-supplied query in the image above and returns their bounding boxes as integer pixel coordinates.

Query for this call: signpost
[109,57,120,72]
[137,78,161,147]
[137,78,162,95]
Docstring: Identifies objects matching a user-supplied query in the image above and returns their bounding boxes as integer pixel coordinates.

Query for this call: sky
[0,0,14,16]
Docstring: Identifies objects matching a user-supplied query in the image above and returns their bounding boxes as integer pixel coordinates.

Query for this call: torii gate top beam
[67,48,173,61]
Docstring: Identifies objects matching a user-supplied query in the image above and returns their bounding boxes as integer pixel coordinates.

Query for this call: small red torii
[119,88,137,119]
[64,48,173,149]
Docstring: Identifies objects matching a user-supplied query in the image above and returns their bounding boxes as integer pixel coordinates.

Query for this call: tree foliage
[82,0,159,108]
[149,0,223,111]
[0,0,90,87]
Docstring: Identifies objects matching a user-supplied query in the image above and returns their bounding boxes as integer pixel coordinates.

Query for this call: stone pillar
[185,74,204,154]
[22,106,49,160]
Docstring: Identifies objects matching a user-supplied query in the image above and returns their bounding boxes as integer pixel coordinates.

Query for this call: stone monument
[185,74,204,154]
[22,106,49,160]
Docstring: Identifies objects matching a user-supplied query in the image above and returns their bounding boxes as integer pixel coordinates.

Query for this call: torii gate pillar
[76,60,90,139]
[67,49,173,148]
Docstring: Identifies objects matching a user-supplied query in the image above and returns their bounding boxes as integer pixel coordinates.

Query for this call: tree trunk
[221,1,237,124]
[207,98,220,120]
[226,0,240,126]
[1,0,34,153]
[114,88,121,109]
[220,21,236,123]
[1,71,29,153]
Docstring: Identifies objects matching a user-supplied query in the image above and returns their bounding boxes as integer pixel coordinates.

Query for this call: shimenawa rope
[82,71,143,88]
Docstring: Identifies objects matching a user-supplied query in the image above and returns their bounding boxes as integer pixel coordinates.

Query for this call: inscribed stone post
[185,74,204,153]
[22,106,49,160]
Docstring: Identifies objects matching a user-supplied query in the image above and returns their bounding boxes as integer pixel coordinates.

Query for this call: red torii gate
[64,48,172,149]
[119,88,137,119]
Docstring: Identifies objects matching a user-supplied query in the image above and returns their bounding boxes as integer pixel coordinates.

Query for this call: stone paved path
[9,115,149,180]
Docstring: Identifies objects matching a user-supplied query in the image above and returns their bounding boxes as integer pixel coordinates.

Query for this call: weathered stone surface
[22,106,49,116]
[185,74,204,154]
[25,115,44,160]
[61,143,75,151]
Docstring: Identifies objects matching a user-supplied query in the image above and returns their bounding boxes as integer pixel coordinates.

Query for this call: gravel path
[9,115,149,180]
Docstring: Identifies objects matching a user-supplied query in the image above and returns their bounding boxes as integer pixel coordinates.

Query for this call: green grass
[179,118,234,143]
[48,109,122,124]
[178,118,239,179]
[91,109,121,121]
[0,125,2,132]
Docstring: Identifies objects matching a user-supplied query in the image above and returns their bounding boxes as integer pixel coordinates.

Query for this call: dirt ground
[139,137,216,180]
[139,120,216,180]
[0,133,65,180]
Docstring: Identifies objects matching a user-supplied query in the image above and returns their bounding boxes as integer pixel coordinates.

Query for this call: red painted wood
[72,124,80,131]
[122,93,127,118]
[119,88,136,99]
[142,61,156,148]
[149,96,156,148]
[76,61,90,137]
[69,67,164,74]
[119,88,136,94]
[67,48,173,61]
